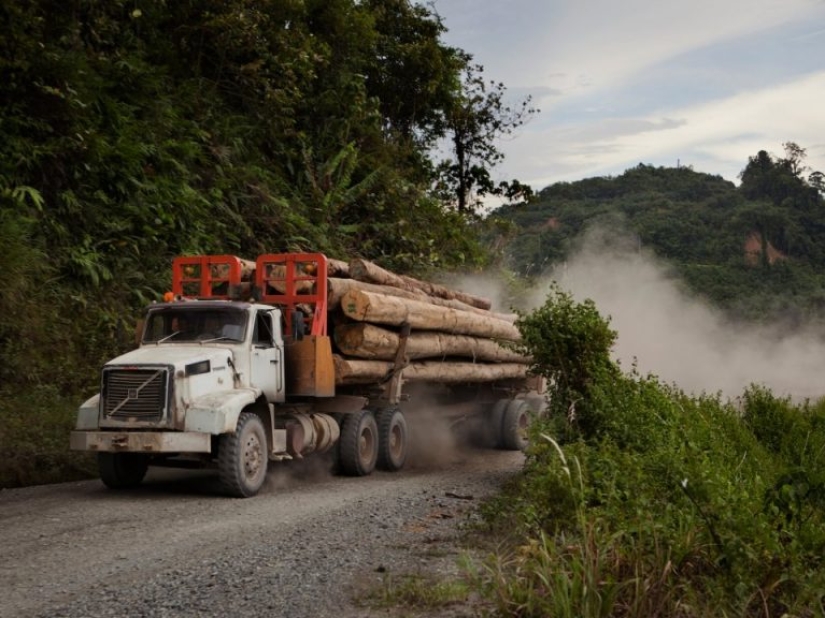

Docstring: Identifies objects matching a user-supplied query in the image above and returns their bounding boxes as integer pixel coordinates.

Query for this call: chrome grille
[103,368,169,422]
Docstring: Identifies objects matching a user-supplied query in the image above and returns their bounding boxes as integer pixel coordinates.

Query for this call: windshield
[143,307,248,344]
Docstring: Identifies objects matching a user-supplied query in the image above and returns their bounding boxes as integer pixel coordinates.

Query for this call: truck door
[249,309,285,402]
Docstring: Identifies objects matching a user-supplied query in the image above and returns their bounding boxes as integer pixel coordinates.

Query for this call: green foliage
[739,143,822,210]
[515,284,618,439]
[0,385,97,488]
[0,0,501,298]
[435,62,538,214]
[366,573,472,610]
[476,290,825,616]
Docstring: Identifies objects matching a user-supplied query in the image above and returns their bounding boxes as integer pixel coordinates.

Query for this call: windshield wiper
[156,330,182,344]
[197,336,234,344]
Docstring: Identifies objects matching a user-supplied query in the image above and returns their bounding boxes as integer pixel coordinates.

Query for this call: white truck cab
[71,254,342,497]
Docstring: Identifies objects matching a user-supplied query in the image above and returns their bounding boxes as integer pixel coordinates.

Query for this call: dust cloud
[262,449,338,493]
[526,227,825,402]
[402,386,479,470]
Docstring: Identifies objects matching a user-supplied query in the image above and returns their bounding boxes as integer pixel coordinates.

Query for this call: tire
[376,408,408,472]
[501,399,531,451]
[98,452,149,489]
[339,409,379,476]
[218,411,268,498]
[486,399,510,448]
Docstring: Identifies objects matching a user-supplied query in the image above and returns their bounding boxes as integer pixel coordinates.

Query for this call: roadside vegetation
[366,572,473,613]
[472,286,825,617]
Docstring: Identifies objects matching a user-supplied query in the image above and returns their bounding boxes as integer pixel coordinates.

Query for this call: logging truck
[70,253,543,497]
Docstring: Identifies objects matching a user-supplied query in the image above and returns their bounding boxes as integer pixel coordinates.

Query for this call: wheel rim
[243,432,264,479]
[358,425,375,466]
[517,410,529,436]
[388,423,404,461]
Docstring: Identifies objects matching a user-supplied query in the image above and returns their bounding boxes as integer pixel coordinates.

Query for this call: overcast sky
[431,0,825,194]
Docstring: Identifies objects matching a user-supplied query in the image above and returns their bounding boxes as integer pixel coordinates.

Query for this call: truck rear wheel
[339,409,379,476]
[98,453,149,489]
[218,412,268,498]
[501,399,531,451]
[486,399,510,448]
[376,408,408,471]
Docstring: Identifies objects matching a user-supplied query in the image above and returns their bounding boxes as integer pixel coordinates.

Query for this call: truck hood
[106,345,234,370]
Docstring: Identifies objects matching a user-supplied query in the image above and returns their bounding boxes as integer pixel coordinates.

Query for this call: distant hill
[491,149,825,323]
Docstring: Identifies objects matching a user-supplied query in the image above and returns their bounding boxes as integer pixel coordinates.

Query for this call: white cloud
[539,0,818,98]
[433,0,825,190]
[513,70,825,187]
[436,0,822,92]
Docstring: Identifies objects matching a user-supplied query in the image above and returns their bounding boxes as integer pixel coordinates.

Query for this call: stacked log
[213,253,528,385]
[333,356,528,385]
[327,258,528,386]
[348,259,492,310]
[334,323,528,363]
[328,277,516,321]
[338,289,519,340]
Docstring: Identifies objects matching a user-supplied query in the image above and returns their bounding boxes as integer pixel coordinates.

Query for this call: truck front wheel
[376,408,408,471]
[98,453,149,489]
[218,412,268,498]
[339,409,379,476]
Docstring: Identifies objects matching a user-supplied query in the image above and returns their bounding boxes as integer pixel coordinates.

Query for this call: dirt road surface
[0,449,523,618]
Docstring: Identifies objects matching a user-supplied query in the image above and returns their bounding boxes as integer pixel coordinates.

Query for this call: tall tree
[363,0,462,146]
[434,62,537,214]
[739,142,822,209]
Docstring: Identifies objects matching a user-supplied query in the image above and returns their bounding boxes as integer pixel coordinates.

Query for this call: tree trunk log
[348,258,492,310]
[333,355,528,385]
[333,356,388,384]
[401,361,528,384]
[327,259,350,277]
[328,277,428,307]
[328,278,515,321]
[238,258,257,280]
[334,323,528,363]
[340,289,520,341]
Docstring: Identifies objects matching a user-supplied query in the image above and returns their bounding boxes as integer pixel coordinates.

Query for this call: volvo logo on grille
[106,369,165,419]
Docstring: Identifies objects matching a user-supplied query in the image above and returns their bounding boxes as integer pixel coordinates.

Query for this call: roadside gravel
[0,448,523,618]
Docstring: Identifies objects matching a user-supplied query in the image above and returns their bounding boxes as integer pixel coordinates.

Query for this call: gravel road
[0,448,523,618]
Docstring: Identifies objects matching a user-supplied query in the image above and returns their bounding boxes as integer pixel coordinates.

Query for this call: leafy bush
[515,283,619,440]
[477,288,825,617]
[0,385,97,488]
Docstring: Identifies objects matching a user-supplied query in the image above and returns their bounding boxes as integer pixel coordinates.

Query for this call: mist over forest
[539,228,825,400]
[490,148,825,400]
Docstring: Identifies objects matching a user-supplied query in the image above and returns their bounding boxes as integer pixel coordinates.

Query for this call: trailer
[70,253,544,497]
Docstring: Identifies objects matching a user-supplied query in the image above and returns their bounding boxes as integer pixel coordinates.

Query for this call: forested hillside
[493,143,825,323]
[0,0,532,485]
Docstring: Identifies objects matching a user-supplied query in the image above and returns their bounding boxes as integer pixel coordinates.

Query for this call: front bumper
[70,430,211,453]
